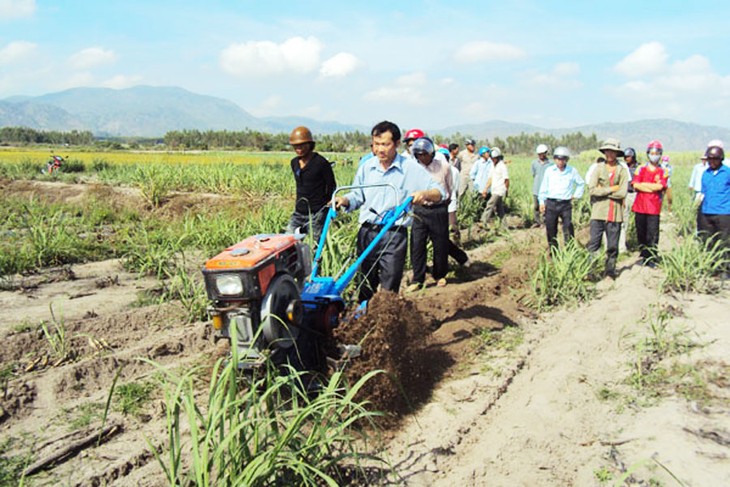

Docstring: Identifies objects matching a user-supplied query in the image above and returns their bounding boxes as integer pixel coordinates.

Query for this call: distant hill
[0,86,367,137]
[1,86,729,148]
[0,100,85,131]
[437,119,730,151]
[25,86,265,136]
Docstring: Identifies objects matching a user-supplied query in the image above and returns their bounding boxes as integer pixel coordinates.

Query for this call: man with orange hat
[286,126,337,243]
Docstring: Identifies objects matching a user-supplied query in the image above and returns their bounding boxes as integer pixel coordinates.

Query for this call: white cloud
[454,41,525,64]
[0,0,35,20]
[259,95,283,110]
[396,72,427,86]
[301,105,322,118]
[220,36,323,77]
[63,72,94,89]
[319,52,359,78]
[69,47,116,70]
[364,72,428,105]
[611,49,730,119]
[553,62,580,77]
[365,85,425,105]
[0,40,36,64]
[101,74,142,89]
[524,62,581,89]
[614,41,668,77]
[248,94,284,116]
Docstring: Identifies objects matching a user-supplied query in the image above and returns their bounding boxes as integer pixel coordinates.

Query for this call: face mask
[648,154,661,164]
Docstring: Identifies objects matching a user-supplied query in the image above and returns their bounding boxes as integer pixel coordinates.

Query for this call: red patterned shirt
[632,164,668,215]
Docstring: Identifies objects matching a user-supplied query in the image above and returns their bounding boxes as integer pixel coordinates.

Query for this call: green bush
[146,347,384,486]
[660,236,728,293]
[530,239,599,310]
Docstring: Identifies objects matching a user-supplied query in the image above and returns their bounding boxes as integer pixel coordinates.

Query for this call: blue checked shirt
[343,153,446,226]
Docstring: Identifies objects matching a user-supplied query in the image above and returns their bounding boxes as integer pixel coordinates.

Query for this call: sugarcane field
[0,144,727,487]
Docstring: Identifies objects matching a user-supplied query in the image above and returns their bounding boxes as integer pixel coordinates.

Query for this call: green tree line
[440,131,600,155]
[0,126,598,155]
[162,129,372,152]
[0,127,95,145]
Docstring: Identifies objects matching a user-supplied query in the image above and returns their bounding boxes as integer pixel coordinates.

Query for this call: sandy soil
[1,180,728,486]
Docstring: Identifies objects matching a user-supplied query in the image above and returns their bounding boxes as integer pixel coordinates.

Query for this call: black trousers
[448,239,468,265]
[634,212,660,261]
[533,194,542,225]
[544,199,574,249]
[286,206,328,243]
[356,223,408,303]
[698,213,730,271]
[587,220,621,272]
[410,205,450,284]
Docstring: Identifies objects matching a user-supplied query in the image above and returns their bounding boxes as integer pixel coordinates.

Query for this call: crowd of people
[286,122,730,302]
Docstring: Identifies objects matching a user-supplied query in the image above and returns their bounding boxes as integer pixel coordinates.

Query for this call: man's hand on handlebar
[334,196,349,210]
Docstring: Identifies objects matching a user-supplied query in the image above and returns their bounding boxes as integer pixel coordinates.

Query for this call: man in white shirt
[480,147,509,226]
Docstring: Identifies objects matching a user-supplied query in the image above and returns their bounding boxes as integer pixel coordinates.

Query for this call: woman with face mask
[631,140,669,267]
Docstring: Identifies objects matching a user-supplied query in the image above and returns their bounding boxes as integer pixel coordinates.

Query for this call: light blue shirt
[470,157,493,193]
[538,164,586,204]
[689,161,706,192]
[344,153,446,226]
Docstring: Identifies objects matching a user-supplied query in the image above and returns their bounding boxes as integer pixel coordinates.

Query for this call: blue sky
[1,0,729,131]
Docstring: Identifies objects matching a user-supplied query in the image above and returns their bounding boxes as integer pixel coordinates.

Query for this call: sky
[1,0,730,131]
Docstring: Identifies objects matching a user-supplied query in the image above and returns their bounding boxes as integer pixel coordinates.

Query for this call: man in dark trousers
[286,126,336,243]
[698,144,730,277]
[407,137,452,290]
[334,121,445,303]
[538,146,586,251]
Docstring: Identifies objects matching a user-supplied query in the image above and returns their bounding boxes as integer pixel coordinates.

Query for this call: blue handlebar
[309,194,413,296]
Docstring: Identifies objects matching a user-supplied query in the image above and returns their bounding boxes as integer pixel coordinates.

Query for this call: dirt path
[1,180,728,485]
[381,259,730,486]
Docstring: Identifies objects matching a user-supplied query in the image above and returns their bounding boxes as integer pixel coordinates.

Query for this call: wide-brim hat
[599,138,624,157]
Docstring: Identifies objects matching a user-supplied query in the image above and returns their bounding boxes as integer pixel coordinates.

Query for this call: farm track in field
[1,179,728,486]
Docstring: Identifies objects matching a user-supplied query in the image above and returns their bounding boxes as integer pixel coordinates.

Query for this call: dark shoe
[643,260,657,269]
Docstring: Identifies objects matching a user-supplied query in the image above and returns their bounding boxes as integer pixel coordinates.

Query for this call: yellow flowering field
[0,148,292,165]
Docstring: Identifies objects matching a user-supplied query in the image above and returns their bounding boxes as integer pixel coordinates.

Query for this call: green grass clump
[0,436,32,486]
[659,236,728,294]
[115,381,155,417]
[530,239,598,310]
[146,343,385,486]
[626,304,703,405]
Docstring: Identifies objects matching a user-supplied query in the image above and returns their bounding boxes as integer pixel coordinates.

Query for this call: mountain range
[1,86,728,150]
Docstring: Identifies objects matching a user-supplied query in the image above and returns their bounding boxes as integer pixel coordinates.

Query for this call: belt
[361,221,407,234]
[423,200,450,209]
[546,198,571,202]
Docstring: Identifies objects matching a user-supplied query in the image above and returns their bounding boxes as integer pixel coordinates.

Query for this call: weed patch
[530,239,599,310]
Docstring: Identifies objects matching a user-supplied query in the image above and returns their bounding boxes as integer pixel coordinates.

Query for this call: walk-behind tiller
[202,184,412,373]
